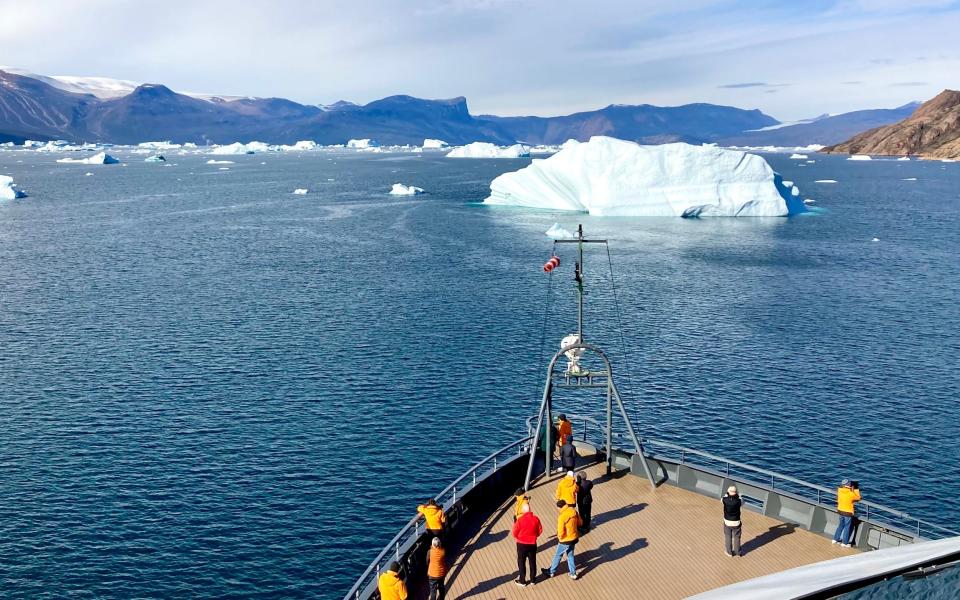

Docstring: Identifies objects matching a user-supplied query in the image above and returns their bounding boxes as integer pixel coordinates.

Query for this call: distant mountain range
[824,90,960,160]
[0,68,919,147]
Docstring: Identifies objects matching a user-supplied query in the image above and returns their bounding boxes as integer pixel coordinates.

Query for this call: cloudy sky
[1,0,957,120]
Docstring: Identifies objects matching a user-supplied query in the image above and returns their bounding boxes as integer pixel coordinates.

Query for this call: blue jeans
[833,515,853,544]
[550,542,576,576]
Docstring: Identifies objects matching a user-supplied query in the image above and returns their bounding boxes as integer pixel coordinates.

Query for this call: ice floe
[56,152,119,164]
[144,155,166,163]
[206,159,234,164]
[902,177,918,181]
[389,183,425,195]
[447,142,531,159]
[347,139,379,149]
[789,153,808,159]
[897,157,911,161]
[815,179,838,183]
[422,139,449,149]
[293,188,309,195]
[209,141,270,155]
[0,175,27,200]
[848,155,872,161]
[139,141,181,150]
[546,223,574,238]
[484,137,805,217]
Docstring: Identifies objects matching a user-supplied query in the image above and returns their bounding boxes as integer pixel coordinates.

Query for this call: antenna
[524,225,656,489]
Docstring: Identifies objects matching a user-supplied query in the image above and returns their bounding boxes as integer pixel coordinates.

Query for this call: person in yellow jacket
[555,414,573,472]
[832,479,862,547]
[513,488,531,521]
[542,500,582,580]
[555,471,577,506]
[417,498,446,541]
[378,561,408,600]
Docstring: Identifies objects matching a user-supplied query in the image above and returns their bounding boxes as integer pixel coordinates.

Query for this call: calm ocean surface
[1,149,958,598]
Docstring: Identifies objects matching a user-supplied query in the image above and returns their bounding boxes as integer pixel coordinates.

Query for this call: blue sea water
[0,150,958,598]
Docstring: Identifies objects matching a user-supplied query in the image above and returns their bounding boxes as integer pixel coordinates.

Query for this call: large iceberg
[447,142,531,159]
[1,175,27,200]
[484,137,806,217]
[56,152,119,165]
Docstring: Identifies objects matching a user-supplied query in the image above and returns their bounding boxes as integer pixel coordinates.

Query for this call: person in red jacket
[511,503,543,587]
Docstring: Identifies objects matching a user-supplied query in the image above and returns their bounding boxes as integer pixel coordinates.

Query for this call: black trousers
[428,577,446,600]
[426,529,443,544]
[578,502,592,530]
[516,542,537,583]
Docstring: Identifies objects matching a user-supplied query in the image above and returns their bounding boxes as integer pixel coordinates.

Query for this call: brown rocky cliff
[823,90,960,159]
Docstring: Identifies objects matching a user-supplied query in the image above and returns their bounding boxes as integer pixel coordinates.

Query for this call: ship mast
[524,225,656,489]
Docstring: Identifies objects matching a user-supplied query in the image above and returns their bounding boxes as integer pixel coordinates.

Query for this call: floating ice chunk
[902,177,917,181]
[56,152,119,164]
[806,160,816,163]
[897,157,911,161]
[0,175,27,200]
[942,159,956,163]
[782,180,794,187]
[218,167,230,170]
[485,137,805,217]
[848,155,872,161]
[871,237,880,242]
[138,141,181,150]
[144,155,166,163]
[803,199,816,204]
[293,188,309,195]
[209,141,268,155]
[791,186,800,197]
[347,139,379,149]
[815,179,838,183]
[447,142,531,159]
[85,172,93,176]
[389,183,425,195]
[423,139,449,149]
[789,153,808,159]
[280,140,318,151]
[545,223,575,238]
[206,159,234,164]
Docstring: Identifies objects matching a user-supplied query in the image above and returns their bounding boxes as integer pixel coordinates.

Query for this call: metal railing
[341,435,531,600]
[527,414,960,541]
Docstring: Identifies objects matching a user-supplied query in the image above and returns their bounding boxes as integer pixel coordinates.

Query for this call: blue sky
[1,0,957,120]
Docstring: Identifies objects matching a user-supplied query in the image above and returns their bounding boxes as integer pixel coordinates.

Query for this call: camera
[849,480,859,490]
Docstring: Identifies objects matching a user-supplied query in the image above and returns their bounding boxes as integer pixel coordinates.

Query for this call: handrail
[527,413,959,540]
[341,435,531,600]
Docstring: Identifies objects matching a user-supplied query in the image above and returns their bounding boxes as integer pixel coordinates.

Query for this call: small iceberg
[56,152,119,165]
[423,139,449,149]
[0,175,27,200]
[789,153,808,159]
[138,141,181,150]
[815,179,838,183]
[447,142,531,159]
[293,188,309,195]
[484,137,805,217]
[848,155,872,161]
[209,141,270,155]
[144,155,166,163]
[347,139,379,149]
[897,157,911,161]
[546,223,574,238]
[206,159,234,164]
[280,141,318,151]
[902,177,917,181]
[389,183,425,195]
[871,237,880,242]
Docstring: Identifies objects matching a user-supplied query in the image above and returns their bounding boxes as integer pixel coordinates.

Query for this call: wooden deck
[442,462,857,599]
